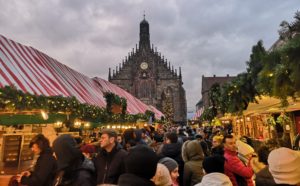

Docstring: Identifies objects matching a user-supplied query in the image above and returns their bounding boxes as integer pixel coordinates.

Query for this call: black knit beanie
[124,145,158,179]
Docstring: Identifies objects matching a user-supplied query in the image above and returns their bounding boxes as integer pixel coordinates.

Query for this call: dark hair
[74,136,83,145]
[211,145,224,156]
[101,129,117,138]
[29,134,50,152]
[203,155,225,174]
[153,134,164,143]
[141,128,147,134]
[125,145,158,179]
[123,128,135,144]
[165,132,178,143]
[222,134,234,144]
[195,134,203,140]
[257,145,271,165]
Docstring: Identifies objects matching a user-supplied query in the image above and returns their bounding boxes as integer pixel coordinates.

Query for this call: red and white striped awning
[192,107,204,120]
[0,34,164,118]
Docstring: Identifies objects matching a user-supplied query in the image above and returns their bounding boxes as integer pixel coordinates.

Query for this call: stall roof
[243,96,300,116]
[0,34,164,118]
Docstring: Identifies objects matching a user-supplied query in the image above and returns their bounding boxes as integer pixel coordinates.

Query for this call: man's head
[165,132,178,144]
[124,145,158,179]
[202,155,225,174]
[117,134,123,144]
[223,134,237,152]
[100,129,117,152]
[195,134,203,141]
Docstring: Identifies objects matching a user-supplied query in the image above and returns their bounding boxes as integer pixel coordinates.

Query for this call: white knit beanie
[236,140,254,156]
[268,147,300,185]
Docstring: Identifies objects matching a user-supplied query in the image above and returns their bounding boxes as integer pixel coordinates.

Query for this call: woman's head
[212,135,223,148]
[29,134,50,155]
[159,157,179,181]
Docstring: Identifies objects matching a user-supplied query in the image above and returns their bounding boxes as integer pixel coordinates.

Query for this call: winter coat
[93,143,128,184]
[52,134,96,186]
[181,140,204,186]
[224,148,254,186]
[52,156,96,186]
[21,148,57,186]
[194,172,233,186]
[255,166,277,186]
[160,142,183,165]
[118,173,155,186]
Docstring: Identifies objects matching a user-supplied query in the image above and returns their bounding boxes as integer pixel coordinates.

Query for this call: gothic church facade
[108,17,187,123]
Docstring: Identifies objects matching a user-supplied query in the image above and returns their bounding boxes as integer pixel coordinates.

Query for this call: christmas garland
[276,112,292,126]
[0,85,154,125]
[266,115,276,126]
[103,92,127,115]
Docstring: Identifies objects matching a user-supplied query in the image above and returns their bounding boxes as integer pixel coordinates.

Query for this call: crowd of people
[10,125,300,186]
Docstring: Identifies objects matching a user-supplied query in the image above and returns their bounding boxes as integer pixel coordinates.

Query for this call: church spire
[139,12,150,50]
[108,68,111,80]
[179,67,182,78]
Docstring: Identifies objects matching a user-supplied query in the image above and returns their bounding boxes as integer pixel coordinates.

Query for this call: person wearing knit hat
[151,163,172,186]
[118,145,158,186]
[268,147,300,185]
[159,157,179,186]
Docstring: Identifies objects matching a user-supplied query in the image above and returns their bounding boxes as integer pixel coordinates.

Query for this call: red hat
[80,144,96,154]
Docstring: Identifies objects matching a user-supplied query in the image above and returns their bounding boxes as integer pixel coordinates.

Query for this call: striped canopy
[0,34,164,118]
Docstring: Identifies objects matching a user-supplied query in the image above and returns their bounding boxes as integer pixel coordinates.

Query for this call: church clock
[140,62,148,70]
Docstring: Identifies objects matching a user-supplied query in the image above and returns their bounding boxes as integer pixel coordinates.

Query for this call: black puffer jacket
[21,148,57,186]
[160,142,183,164]
[52,157,96,186]
[52,134,96,186]
[93,143,128,184]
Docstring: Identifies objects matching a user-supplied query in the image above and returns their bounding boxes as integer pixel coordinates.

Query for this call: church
[108,16,187,124]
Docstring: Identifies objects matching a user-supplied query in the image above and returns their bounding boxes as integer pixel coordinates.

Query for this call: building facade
[108,17,187,123]
[201,75,235,109]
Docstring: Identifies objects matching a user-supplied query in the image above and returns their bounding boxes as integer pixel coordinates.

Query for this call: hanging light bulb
[41,110,49,120]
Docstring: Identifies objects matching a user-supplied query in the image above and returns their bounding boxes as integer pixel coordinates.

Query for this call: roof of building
[0,34,164,118]
[201,75,236,94]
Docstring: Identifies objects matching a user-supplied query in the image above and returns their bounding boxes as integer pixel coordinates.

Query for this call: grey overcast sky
[0,0,299,111]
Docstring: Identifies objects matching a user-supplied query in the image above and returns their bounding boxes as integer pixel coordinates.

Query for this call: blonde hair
[151,163,172,186]
[213,135,224,144]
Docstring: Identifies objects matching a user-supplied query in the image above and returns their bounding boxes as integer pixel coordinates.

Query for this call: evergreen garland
[0,85,157,125]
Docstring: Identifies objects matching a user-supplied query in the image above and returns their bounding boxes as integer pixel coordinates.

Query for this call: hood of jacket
[195,173,233,186]
[182,140,204,162]
[52,134,82,170]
